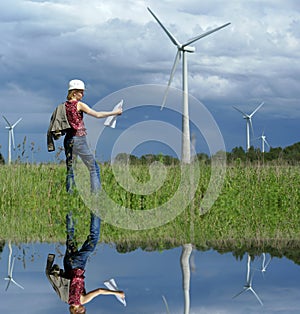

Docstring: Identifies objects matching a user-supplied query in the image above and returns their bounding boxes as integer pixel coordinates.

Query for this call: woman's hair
[69,305,86,314]
[67,89,79,100]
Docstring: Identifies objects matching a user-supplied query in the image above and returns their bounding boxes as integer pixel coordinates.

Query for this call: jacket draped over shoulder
[45,253,70,303]
[47,103,71,152]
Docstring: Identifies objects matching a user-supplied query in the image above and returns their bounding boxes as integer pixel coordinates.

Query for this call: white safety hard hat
[68,79,85,91]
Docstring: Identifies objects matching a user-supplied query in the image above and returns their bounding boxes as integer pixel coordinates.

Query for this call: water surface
[0,243,299,313]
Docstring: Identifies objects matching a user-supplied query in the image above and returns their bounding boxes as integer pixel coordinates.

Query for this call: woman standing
[64,79,122,193]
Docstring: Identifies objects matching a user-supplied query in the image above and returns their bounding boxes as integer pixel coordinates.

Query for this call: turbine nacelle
[181,46,195,53]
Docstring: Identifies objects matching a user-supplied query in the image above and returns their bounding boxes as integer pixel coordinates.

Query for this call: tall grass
[0,164,89,242]
[0,163,299,251]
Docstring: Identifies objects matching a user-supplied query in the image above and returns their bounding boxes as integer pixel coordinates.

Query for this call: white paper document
[104,99,123,128]
[104,278,126,306]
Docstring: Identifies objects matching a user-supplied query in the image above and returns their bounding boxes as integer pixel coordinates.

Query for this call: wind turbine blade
[11,278,24,290]
[232,106,248,117]
[5,279,11,292]
[147,7,181,47]
[2,115,12,128]
[162,295,170,314]
[161,50,181,110]
[264,138,270,147]
[12,117,22,128]
[250,101,264,117]
[249,287,263,306]
[232,288,247,299]
[183,22,231,47]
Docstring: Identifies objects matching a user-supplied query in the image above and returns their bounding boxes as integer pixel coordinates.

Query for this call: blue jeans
[64,212,101,273]
[64,135,101,193]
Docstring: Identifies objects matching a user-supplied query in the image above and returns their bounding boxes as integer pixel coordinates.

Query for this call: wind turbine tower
[233,102,264,152]
[148,7,230,163]
[2,116,22,165]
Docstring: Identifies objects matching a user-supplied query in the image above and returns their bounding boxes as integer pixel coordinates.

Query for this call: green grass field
[1,163,299,255]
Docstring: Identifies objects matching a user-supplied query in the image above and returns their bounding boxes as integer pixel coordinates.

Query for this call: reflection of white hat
[68,79,85,90]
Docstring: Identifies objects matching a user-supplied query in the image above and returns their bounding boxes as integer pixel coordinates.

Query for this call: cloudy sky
[0,0,299,162]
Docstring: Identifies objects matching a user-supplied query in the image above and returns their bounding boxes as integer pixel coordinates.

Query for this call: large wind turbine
[2,116,22,165]
[148,7,230,163]
[233,102,264,152]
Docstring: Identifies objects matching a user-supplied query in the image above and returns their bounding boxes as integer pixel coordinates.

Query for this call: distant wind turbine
[148,7,230,163]
[233,254,263,306]
[4,240,24,291]
[259,132,270,153]
[2,116,22,164]
[256,253,272,277]
[233,102,264,152]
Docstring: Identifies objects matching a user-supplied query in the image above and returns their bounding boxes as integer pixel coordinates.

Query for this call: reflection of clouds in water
[0,245,300,313]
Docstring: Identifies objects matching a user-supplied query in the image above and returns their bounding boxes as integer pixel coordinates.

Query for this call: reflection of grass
[0,163,299,249]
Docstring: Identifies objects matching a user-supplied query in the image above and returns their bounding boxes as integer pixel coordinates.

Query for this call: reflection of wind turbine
[162,295,170,314]
[233,254,263,306]
[2,116,22,164]
[148,7,230,163]
[257,253,272,276]
[190,249,196,273]
[180,243,193,314]
[233,102,264,152]
[4,241,24,291]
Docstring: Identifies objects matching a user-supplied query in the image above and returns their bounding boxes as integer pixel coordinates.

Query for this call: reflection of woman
[64,212,125,314]
[64,79,122,193]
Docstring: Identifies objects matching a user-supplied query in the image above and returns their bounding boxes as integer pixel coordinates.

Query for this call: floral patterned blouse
[68,268,86,306]
[65,100,87,136]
